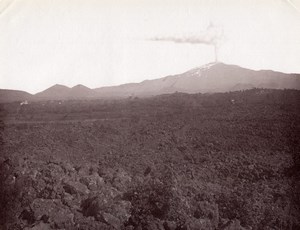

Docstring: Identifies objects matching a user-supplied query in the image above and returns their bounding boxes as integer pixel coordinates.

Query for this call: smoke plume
[151,22,224,62]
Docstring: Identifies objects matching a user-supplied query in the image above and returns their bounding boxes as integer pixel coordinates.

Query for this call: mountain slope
[69,84,95,98]
[0,89,32,103]
[94,62,300,97]
[34,84,71,100]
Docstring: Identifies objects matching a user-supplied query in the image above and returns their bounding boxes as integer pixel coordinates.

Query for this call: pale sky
[1,0,300,94]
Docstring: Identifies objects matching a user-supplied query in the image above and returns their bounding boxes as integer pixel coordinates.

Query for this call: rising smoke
[151,22,224,62]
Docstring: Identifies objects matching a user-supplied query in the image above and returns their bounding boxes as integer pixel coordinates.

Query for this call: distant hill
[34,84,70,100]
[1,62,300,102]
[0,89,32,103]
[35,84,95,100]
[69,84,94,98]
[93,62,300,97]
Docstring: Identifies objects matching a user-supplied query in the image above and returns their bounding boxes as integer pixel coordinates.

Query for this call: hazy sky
[1,0,300,93]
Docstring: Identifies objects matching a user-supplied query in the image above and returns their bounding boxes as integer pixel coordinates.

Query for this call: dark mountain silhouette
[0,89,32,103]
[1,62,300,102]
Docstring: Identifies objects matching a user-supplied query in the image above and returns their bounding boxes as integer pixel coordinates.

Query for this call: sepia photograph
[0,0,300,229]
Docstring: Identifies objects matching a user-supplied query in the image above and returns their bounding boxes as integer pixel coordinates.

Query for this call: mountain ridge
[1,62,300,102]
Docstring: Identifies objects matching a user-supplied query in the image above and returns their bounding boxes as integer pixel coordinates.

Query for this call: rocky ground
[1,89,299,229]
[0,155,248,230]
